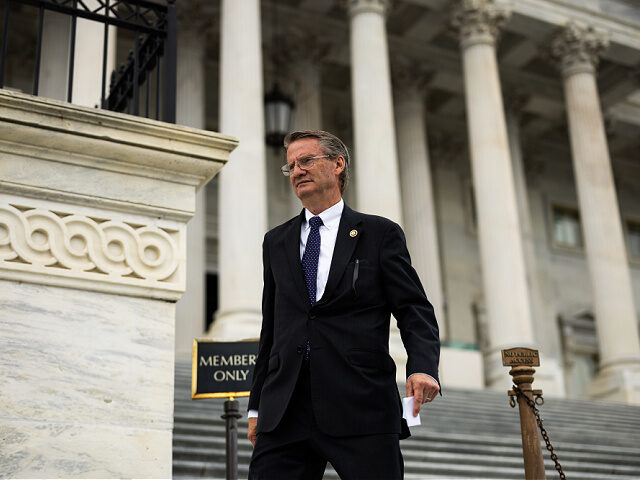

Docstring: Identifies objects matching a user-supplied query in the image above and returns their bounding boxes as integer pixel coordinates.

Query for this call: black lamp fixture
[264,0,294,148]
[265,83,294,147]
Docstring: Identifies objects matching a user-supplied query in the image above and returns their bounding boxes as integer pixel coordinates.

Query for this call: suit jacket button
[296,346,303,354]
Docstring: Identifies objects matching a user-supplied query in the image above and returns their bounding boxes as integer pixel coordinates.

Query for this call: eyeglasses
[281,155,331,176]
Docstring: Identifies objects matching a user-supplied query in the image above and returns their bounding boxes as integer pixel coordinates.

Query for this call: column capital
[548,22,609,77]
[451,0,511,49]
[503,87,530,119]
[276,27,332,69]
[346,0,391,17]
[429,128,466,168]
[391,55,434,97]
[177,0,217,41]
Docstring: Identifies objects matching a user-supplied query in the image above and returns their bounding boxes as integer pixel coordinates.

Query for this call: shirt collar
[304,198,344,230]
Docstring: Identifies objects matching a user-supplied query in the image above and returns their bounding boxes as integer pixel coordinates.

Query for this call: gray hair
[284,130,350,194]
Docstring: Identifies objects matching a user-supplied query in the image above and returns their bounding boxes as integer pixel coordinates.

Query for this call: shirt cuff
[248,409,259,418]
[407,372,437,383]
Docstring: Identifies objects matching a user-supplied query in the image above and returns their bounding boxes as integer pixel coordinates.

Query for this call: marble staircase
[173,359,640,479]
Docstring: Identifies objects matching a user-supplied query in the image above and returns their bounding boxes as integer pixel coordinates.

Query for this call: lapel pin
[349,229,358,238]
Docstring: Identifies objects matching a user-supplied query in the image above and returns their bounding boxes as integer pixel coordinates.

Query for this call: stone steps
[173,361,640,479]
[173,427,640,465]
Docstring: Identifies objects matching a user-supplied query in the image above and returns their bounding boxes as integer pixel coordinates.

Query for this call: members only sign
[192,339,259,399]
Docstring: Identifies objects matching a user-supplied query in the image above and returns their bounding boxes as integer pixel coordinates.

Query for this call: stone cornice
[451,0,511,49]
[0,90,237,191]
[548,22,609,77]
[510,0,640,53]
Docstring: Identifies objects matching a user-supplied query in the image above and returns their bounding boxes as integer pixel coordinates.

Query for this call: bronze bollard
[502,348,546,480]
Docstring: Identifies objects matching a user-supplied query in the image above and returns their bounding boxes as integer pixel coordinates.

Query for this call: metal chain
[510,385,566,480]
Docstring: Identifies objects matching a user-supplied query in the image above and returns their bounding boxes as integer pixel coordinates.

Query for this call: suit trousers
[248,362,404,480]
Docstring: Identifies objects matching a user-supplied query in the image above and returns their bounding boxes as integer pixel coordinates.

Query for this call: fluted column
[72,0,116,107]
[452,0,536,389]
[348,0,402,224]
[211,0,267,340]
[175,9,208,355]
[39,12,70,101]
[549,23,640,403]
[281,30,330,216]
[392,59,445,340]
[285,31,328,131]
[504,91,565,395]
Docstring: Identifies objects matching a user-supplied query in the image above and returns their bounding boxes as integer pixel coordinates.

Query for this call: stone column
[504,90,565,395]
[452,0,536,389]
[549,23,640,404]
[175,9,208,356]
[348,0,402,224]
[281,30,330,217]
[39,1,115,106]
[72,0,117,107]
[284,31,327,132]
[0,89,236,478]
[39,12,70,101]
[211,0,267,340]
[392,58,446,339]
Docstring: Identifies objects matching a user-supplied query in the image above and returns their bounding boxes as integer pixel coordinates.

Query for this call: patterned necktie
[302,216,323,305]
[302,216,323,361]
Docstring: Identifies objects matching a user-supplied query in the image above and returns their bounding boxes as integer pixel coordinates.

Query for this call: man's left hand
[406,373,440,416]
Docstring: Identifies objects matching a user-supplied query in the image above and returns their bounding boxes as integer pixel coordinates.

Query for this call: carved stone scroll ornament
[0,204,180,291]
[451,0,511,48]
[548,22,609,77]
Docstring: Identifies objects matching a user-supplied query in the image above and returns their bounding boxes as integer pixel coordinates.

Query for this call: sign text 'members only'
[192,339,259,399]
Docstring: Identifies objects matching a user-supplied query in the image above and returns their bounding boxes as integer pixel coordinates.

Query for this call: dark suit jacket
[248,204,440,438]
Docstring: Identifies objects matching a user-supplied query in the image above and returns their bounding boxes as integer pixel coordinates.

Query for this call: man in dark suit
[247,130,440,479]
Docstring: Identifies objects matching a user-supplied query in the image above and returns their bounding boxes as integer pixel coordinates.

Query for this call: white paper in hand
[402,396,421,427]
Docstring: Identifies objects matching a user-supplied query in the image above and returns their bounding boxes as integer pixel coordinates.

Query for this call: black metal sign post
[222,398,241,480]
[502,347,546,480]
[192,339,259,480]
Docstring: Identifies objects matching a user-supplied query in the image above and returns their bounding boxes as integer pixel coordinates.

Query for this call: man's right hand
[248,417,258,447]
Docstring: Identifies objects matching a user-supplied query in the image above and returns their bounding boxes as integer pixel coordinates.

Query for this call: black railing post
[133,3,140,116]
[101,0,110,109]
[221,399,242,480]
[67,0,78,103]
[162,0,176,123]
[155,52,161,120]
[33,5,44,95]
[0,0,11,88]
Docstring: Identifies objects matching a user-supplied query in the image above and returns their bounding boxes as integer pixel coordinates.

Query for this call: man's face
[287,138,344,202]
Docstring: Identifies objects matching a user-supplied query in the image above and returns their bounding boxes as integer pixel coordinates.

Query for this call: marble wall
[0,280,175,478]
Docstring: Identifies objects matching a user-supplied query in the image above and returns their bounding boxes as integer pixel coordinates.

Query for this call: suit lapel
[316,205,362,306]
[285,209,309,302]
